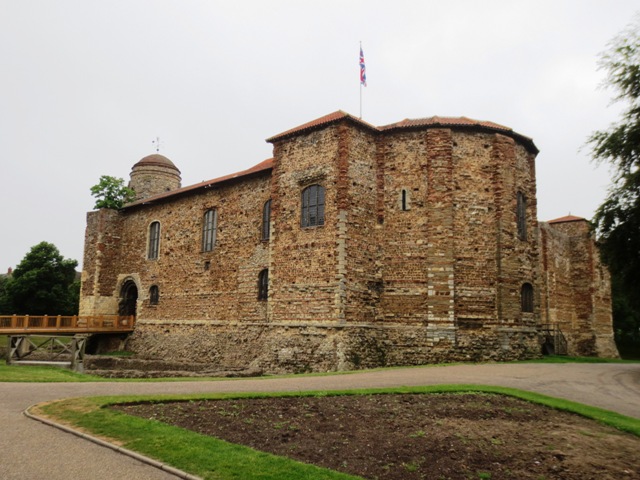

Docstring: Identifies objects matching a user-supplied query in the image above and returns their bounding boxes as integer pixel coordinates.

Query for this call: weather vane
[152,137,161,153]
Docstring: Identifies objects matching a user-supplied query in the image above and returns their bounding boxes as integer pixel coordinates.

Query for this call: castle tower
[129,153,181,200]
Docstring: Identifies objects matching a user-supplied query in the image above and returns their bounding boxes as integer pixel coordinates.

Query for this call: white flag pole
[359,41,363,119]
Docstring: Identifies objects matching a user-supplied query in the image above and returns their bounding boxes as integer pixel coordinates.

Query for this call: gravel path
[1,362,638,479]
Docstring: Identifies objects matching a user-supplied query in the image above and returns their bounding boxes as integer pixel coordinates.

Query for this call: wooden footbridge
[1,315,135,372]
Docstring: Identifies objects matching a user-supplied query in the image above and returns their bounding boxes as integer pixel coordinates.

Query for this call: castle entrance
[119,280,138,317]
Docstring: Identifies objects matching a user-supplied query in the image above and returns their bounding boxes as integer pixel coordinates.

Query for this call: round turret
[129,153,182,200]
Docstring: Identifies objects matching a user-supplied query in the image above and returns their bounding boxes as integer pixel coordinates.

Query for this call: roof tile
[547,215,587,224]
[123,158,273,209]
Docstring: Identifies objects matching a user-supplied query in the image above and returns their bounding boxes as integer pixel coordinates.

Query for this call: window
[149,285,159,305]
[517,191,527,241]
[258,269,269,300]
[148,221,160,260]
[401,189,409,211]
[521,283,534,313]
[301,184,325,228]
[262,199,271,241]
[202,209,218,252]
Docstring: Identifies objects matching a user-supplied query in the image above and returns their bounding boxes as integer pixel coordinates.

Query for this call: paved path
[1,363,639,479]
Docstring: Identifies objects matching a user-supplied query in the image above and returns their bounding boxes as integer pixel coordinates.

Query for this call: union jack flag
[359,46,367,87]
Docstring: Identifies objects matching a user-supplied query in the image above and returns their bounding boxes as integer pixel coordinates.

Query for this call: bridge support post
[7,336,31,365]
[70,335,89,373]
[6,336,13,365]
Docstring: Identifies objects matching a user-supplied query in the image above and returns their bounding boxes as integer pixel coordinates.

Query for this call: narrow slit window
[517,191,527,241]
[521,283,534,313]
[148,221,160,260]
[262,199,271,241]
[258,269,269,301]
[401,189,408,211]
[149,285,159,305]
[202,209,218,252]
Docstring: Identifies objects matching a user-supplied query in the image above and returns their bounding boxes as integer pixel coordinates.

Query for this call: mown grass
[0,363,108,382]
[35,385,640,480]
[1,353,637,383]
[37,395,362,480]
[518,354,639,364]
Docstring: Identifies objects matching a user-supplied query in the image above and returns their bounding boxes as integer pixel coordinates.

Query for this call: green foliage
[2,242,79,315]
[0,363,106,382]
[588,16,640,350]
[40,396,361,480]
[0,275,11,314]
[90,175,136,209]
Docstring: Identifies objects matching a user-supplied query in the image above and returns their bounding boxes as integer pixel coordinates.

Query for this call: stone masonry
[80,111,618,373]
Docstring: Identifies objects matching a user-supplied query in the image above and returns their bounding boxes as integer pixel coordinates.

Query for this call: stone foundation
[123,321,541,374]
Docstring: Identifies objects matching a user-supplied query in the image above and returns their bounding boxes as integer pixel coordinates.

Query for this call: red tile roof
[267,111,538,153]
[266,110,378,143]
[380,116,512,132]
[122,110,539,210]
[122,158,273,209]
[547,215,586,224]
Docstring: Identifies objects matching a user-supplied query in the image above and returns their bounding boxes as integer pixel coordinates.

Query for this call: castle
[80,110,618,373]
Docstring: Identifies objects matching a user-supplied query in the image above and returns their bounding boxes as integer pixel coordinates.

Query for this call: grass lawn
[34,385,640,480]
[4,357,638,479]
[0,354,637,383]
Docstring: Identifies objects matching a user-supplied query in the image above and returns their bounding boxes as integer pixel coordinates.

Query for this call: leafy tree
[3,242,79,315]
[0,274,12,313]
[90,175,136,209]
[588,16,640,349]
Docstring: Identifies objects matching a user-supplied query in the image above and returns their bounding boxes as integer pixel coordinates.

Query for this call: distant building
[80,111,618,373]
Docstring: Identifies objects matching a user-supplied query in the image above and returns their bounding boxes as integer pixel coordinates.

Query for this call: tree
[588,16,640,351]
[90,175,136,209]
[3,242,79,315]
[0,274,12,313]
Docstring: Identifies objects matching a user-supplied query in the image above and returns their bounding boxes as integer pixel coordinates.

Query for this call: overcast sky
[1,0,638,271]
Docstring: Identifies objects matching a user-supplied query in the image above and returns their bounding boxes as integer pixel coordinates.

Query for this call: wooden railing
[0,315,135,334]
[540,322,568,355]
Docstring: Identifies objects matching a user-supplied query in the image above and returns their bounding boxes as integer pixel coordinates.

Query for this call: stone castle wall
[82,173,272,324]
[80,113,617,373]
[539,219,618,357]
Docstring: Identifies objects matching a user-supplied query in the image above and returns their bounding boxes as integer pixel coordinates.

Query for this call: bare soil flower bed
[113,393,640,479]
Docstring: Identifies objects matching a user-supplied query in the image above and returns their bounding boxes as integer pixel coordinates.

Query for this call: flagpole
[360,79,362,119]
[359,41,364,119]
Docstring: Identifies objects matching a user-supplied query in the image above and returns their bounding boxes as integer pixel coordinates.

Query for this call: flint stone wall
[126,321,540,374]
[81,114,618,374]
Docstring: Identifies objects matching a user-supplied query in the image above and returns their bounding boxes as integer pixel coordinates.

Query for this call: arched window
[258,269,269,301]
[149,285,159,305]
[517,191,527,241]
[202,209,218,252]
[262,199,271,241]
[148,221,160,260]
[521,283,534,313]
[301,184,325,228]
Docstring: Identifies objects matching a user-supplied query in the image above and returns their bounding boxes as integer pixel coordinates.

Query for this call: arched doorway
[119,280,138,317]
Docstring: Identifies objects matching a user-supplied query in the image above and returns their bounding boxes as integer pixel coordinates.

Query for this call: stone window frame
[521,282,534,313]
[258,268,269,301]
[202,208,218,252]
[147,221,160,260]
[149,285,159,306]
[301,184,325,228]
[262,199,272,241]
[517,191,527,241]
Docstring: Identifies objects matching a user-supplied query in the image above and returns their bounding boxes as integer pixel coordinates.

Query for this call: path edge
[23,405,202,480]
